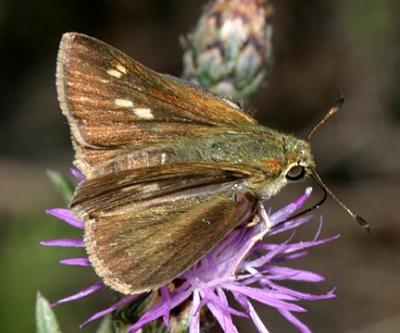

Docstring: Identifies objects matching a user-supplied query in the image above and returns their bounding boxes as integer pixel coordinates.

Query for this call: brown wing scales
[83,182,257,294]
[72,163,257,294]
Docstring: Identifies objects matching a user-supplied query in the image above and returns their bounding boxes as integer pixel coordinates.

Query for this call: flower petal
[69,167,85,182]
[46,209,84,229]
[246,239,291,269]
[82,294,139,326]
[267,216,312,236]
[217,288,240,333]
[270,188,312,225]
[268,283,337,301]
[204,289,238,333]
[160,287,171,326]
[199,283,247,318]
[40,238,84,248]
[247,300,271,333]
[283,251,308,261]
[226,284,305,312]
[52,282,103,307]
[189,289,201,333]
[59,257,91,267]
[261,235,340,254]
[314,217,324,241]
[233,290,274,333]
[278,310,312,333]
[267,266,325,282]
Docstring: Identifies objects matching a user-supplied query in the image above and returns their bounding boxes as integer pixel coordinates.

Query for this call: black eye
[286,165,306,181]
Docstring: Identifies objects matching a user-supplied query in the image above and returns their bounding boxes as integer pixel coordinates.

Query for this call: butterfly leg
[231,183,244,202]
[246,214,260,227]
[231,202,272,276]
[231,183,261,227]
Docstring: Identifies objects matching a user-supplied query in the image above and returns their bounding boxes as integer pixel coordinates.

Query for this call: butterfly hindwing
[71,163,258,294]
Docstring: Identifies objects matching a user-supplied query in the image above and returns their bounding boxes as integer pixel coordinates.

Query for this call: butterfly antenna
[312,168,369,232]
[308,93,345,141]
[306,93,369,232]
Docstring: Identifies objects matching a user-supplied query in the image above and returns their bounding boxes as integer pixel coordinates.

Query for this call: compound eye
[286,165,306,181]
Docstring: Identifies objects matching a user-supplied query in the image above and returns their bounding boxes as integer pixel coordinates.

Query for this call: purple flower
[42,187,338,333]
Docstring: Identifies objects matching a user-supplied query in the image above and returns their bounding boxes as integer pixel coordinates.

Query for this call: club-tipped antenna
[305,93,369,231]
[308,93,345,141]
[312,168,369,231]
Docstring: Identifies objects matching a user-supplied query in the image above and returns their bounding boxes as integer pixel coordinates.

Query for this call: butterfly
[56,32,367,295]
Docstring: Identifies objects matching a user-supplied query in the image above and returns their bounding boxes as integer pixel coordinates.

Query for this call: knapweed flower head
[42,180,338,333]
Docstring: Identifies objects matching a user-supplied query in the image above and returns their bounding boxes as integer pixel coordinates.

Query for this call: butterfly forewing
[72,163,258,294]
[57,33,257,175]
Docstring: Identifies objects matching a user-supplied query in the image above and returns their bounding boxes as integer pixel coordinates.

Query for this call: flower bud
[182,0,274,99]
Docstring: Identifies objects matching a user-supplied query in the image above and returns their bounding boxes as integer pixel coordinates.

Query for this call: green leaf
[36,292,62,333]
[97,315,114,333]
[46,169,74,203]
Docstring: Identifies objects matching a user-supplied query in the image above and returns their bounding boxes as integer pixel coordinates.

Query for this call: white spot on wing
[117,183,160,194]
[107,69,122,78]
[142,183,160,193]
[134,108,154,119]
[75,96,93,102]
[121,184,140,192]
[161,153,167,165]
[114,99,134,107]
[116,64,127,74]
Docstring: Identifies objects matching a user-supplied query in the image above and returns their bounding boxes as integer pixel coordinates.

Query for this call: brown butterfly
[56,33,367,295]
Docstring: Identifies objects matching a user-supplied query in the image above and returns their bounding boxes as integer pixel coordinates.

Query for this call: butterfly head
[282,137,315,183]
[254,135,314,200]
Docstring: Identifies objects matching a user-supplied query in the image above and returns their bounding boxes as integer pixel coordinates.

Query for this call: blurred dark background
[0,0,399,332]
